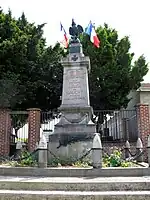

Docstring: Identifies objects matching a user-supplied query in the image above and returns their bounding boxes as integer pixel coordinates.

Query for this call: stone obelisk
[48,22,96,159]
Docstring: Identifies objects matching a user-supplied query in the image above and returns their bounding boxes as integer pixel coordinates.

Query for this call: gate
[9,111,29,144]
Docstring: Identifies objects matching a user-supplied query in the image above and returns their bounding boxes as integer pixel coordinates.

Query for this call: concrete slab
[0,176,150,191]
[0,190,150,200]
[0,176,150,183]
[0,166,150,177]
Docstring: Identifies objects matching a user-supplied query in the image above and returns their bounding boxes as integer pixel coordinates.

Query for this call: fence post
[0,108,11,156]
[15,141,22,159]
[136,138,143,162]
[124,140,130,159]
[147,135,150,167]
[27,108,41,152]
[122,118,129,141]
[38,134,47,168]
[136,104,150,161]
[92,133,102,168]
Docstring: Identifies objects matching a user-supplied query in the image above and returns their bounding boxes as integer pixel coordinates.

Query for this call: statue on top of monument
[69,19,84,44]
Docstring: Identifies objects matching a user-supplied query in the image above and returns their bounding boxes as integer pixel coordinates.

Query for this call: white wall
[126,90,140,110]
[140,91,150,105]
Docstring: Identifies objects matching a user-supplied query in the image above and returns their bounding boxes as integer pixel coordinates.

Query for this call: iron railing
[9,111,29,144]
[7,108,138,147]
[40,111,61,132]
[93,109,138,142]
[40,109,138,142]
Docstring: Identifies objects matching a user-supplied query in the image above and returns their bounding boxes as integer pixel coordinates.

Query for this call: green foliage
[73,160,91,168]
[1,150,37,167]
[10,112,28,138]
[0,9,64,111]
[48,157,73,167]
[16,138,28,143]
[81,24,148,111]
[19,151,37,166]
[0,8,149,138]
[47,156,91,167]
[48,157,61,167]
[0,149,137,168]
[103,149,132,167]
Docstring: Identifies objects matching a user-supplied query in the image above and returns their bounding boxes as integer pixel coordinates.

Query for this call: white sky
[1,0,150,65]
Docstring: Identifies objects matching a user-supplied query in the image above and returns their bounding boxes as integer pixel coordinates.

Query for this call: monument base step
[0,176,150,191]
[0,190,150,200]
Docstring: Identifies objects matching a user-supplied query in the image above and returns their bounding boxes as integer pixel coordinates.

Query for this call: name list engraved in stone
[64,69,85,101]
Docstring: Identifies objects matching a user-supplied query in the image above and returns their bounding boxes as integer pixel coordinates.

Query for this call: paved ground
[0,176,150,183]
[0,190,150,195]
[0,176,150,199]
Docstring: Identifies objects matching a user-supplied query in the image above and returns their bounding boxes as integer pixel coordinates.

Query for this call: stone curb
[0,181,150,191]
[0,166,150,177]
[0,190,150,200]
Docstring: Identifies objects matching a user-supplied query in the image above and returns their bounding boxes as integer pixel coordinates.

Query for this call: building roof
[137,83,150,91]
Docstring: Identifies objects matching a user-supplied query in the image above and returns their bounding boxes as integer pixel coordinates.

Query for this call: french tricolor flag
[60,22,69,48]
[85,22,100,48]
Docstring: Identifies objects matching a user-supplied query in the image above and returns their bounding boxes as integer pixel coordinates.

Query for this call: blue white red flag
[85,22,100,48]
[60,22,69,48]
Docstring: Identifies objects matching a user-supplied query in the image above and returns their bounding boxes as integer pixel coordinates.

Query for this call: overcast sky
[1,0,150,65]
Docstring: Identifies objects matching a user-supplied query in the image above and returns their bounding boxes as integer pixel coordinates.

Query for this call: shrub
[103,149,132,167]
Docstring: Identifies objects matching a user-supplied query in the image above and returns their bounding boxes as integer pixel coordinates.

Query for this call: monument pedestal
[48,42,96,160]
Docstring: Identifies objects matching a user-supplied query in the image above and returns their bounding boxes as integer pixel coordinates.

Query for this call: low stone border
[0,166,150,177]
[0,190,150,200]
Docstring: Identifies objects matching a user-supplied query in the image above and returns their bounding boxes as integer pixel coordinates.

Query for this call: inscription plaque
[62,67,89,105]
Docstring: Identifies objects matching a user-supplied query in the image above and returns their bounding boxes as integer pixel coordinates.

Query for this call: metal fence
[3,108,138,157]
[7,109,138,145]
[40,111,61,141]
[93,109,138,142]
[9,111,29,144]
[40,109,138,143]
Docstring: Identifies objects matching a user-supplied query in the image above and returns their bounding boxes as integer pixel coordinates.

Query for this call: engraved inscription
[64,69,86,101]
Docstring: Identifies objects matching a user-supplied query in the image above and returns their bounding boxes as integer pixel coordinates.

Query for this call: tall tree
[0,9,64,111]
[0,9,64,136]
[0,9,148,135]
[82,24,148,111]
[81,24,148,131]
